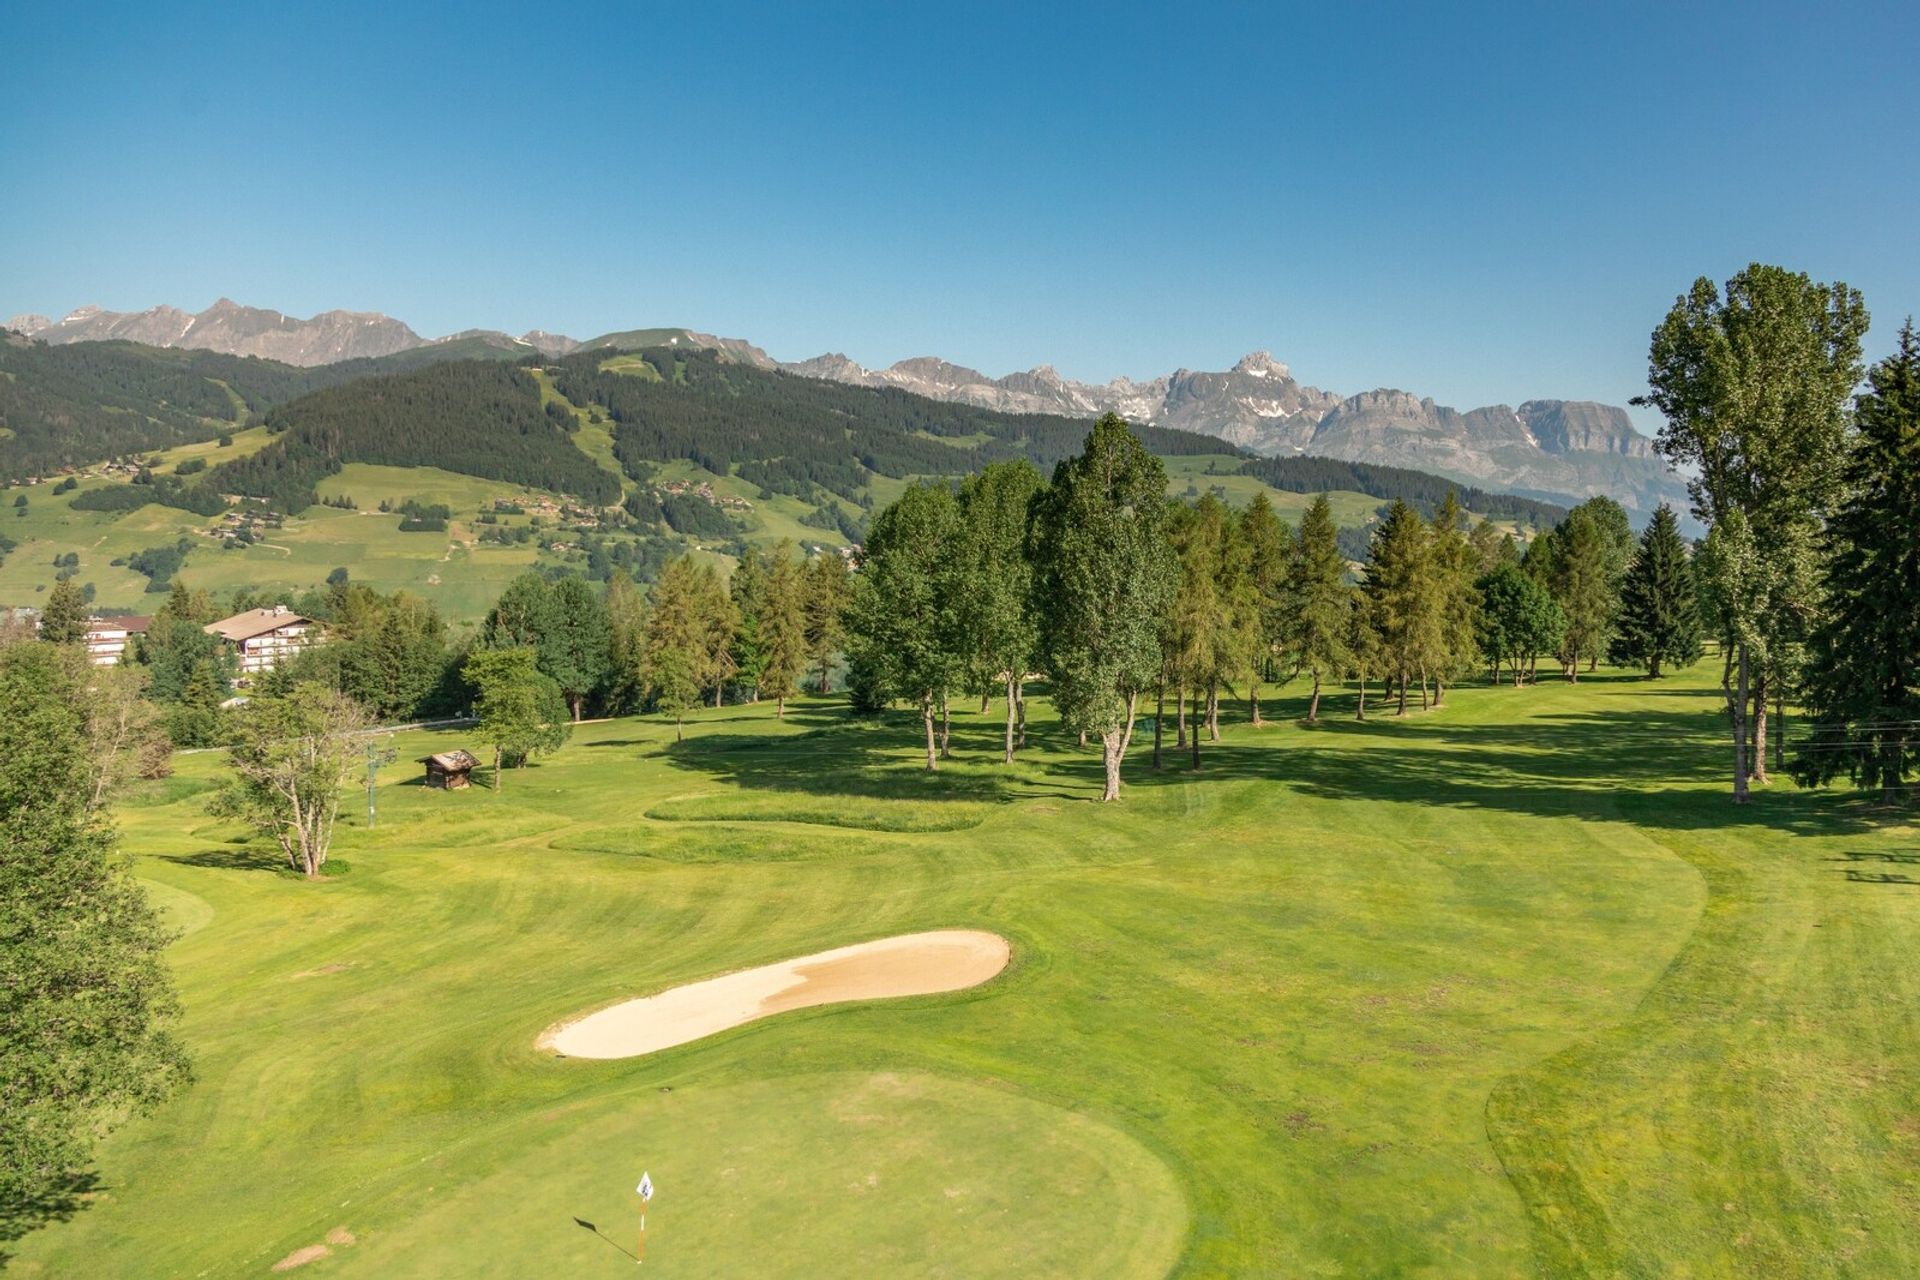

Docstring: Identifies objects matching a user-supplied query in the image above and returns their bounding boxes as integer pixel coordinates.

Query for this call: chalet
[84,615,152,666]
[205,605,318,682]
[423,750,479,790]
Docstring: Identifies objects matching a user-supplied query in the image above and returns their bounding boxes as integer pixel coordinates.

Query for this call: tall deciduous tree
[1476,562,1564,685]
[846,483,961,770]
[1030,416,1177,800]
[1609,504,1701,678]
[1637,263,1868,801]
[543,576,612,721]
[211,682,372,876]
[956,460,1044,762]
[1285,494,1352,722]
[603,571,649,716]
[1793,322,1920,801]
[0,643,188,1209]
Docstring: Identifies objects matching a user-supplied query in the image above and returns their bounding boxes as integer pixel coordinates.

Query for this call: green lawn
[10,667,1919,1276]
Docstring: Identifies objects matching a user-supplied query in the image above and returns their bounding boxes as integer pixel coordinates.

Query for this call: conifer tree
[603,571,649,715]
[38,578,89,646]
[1549,507,1615,681]
[1609,504,1701,677]
[802,554,851,696]
[1361,500,1435,715]
[1793,321,1920,801]
[639,557,712,740]
[1238,492,1290,725]
[756,543,809,719]
[1428,493,1481,704]
[1285,494,1351,722]
[728,545,770,701]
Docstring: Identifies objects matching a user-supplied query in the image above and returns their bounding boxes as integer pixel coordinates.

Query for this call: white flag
[638,1172,654,1202]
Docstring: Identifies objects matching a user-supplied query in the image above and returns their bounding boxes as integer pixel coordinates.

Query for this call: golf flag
[638,1172,654,1202]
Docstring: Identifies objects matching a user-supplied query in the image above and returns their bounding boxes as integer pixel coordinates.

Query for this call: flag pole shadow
[572,1216,638,1261]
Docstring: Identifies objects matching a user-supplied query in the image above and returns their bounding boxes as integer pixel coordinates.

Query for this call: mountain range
[6,300,1686,515]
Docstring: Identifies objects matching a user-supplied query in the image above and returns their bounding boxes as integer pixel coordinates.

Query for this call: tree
[1030,416,1177,801]
[1609,504,1701,678]
[542,576,612,720]
[1548,507,1615,681]
[1361,500,1438,715]
[76,659,172,811]
[479,572,558,650]
[802,553,851,695]
[757,544,809,718]
[463,647,569,783]
[0,643,187,1209]
[211,682,371,877]
[639,558,718,740]
[956,460,1044,761]
[845,484,961,769]
[1165,494,1256,763]
[1285,494,1352,722]
[1238,492,1290,725]
[167,659,230,747]
[728,545,771,701]
[1793,322,1920,801]
[1637,263,1868,802]
[1476,563,1565,685]
[37,578,89,646]
[603,571,649,715]
[1427,493,1481,704]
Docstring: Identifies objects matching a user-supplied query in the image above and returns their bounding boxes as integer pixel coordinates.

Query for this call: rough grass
[8,668,1920,1277]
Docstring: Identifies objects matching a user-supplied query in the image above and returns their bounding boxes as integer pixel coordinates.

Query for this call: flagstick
[638,1206,646,1265]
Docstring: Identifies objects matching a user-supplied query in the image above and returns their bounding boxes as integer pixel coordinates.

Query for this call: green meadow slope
[9,667,1918,1276]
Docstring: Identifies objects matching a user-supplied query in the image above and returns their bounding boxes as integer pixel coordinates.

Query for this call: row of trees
[844,415,1708,799]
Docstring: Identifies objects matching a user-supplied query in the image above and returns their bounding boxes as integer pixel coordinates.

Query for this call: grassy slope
[14,667,1920,1276]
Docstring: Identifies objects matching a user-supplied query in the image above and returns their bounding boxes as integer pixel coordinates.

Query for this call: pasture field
[9,666,1920,1276]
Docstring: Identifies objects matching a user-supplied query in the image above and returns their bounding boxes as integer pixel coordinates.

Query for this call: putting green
[304,1071,1187,1277]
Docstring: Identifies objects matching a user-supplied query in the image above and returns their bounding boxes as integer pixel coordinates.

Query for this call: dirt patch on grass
[272,1244,329,1271]
[540,930,1011,1060]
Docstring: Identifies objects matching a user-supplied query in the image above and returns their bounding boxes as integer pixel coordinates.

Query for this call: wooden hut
[423,750,479,790]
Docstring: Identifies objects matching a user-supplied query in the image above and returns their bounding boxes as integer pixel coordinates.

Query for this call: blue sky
[3,1,1915,425]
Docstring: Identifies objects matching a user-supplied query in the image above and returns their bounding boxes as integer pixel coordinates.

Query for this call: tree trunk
[675,714,683,744]
[1419,673,1430,711]
[1750,672,1769,785]
[776,693,786,720]
[1567,649,1579,683]
[1078,729,1087,748]
[1250,676,1263,727]
[1731,642,1751,803]
[980,691,991,714]
[1396,670,1409,716]
[817,657,832,695]
[1775,687,1785,772]
[1308,670,1322,723]
[1650,654,1662,679]
[1015,681,1027,749]
[569,691,583,721]
[1100,729,1124,802]
[1434,679,1446,707]
[1003,675,1018,764]
[713,684,723,708]
[1175,686,1187,747]
[1206,682,1220,741]
[1153,680,1165,770]
[1356,673,1367,721]
[1189,703,1202,771]
[494,745,504,791]
[940,690,952,759]
[922,697,938,772]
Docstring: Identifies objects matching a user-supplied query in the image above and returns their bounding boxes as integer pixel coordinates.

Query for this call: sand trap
[540,930,1011,1059]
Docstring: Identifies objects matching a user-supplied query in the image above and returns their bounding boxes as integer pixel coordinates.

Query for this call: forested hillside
[1237,455,1568,528]
[0,334,347,480]
[548,346,1234,498]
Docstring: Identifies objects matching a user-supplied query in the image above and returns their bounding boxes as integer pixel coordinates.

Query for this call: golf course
[9,664,1917,1277]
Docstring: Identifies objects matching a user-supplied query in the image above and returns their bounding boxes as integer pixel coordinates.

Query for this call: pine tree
[1609,504,1701,677]
[640,558,714,740]
[1793,321,1920,801]
[1361,500,1436,715]
[38,577,89,645]
[757,543,809,718]
[802,554,851,696]
[603,571,649,715]
[728,545,770,701]
[1549,508,1614,680]
[1238,492,1290,725]
[1428,493,1481,704]
[1285,494,1351,722]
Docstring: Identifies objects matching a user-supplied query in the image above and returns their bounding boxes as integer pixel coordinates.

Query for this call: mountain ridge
[6,298,1685,514]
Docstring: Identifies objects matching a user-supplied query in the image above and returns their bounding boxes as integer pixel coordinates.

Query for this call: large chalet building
[205,605,318,682]
[83,615,152,666]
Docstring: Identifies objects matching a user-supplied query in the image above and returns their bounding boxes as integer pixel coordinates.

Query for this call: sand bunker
[540,930,1011,1060]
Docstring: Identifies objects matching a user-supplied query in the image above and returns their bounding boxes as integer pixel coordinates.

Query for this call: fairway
[11,667,1920,1276]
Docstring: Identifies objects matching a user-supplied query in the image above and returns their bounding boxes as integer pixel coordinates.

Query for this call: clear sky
[4,1,1915,424]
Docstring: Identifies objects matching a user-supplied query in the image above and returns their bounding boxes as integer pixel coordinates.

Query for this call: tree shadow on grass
[0,1170,100,1268]
[165,846,287,873]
